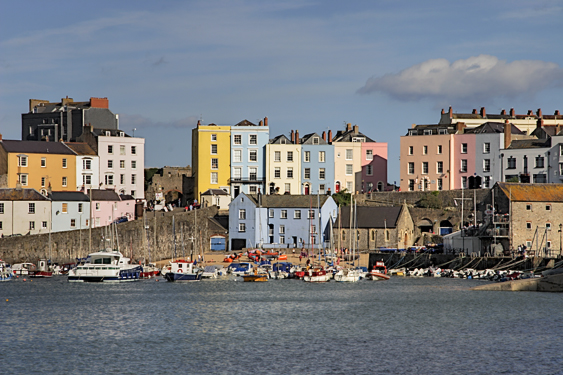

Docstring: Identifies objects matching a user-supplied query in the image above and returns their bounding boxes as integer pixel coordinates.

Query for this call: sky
[1,0,563,184]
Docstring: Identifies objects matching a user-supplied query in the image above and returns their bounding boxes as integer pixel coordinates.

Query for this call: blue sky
[1,0,563,184]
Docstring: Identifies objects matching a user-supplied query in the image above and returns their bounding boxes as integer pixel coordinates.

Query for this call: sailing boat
[334,194,360,282]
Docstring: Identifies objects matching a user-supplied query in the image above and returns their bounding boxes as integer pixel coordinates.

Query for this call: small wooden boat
[242,269,268,282]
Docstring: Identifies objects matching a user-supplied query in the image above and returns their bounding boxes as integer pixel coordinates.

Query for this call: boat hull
[242,275,268,282]
[68,266,142,283]
[164,272,202,282]
[368,272,390,281]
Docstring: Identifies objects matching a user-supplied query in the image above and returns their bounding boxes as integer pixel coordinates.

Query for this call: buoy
[5,299,8,302]
[23,278,26,281]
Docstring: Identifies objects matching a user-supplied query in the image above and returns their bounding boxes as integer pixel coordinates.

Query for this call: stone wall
[355,189,489,209]
[0,207,225,264]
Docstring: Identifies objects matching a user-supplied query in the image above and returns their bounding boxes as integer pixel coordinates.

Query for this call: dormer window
[352,137,365,142]
[313,137,319,145]
[119,132,124,137]
[438,129,448,135]
[281,139,286,144]
[423,130,432,135]
[105,131,111,136]
[408,130,417,136]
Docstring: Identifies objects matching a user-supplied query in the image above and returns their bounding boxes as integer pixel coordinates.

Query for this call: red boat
[30,259,53,278]
[140,263,160,279]
[368,261,390,281]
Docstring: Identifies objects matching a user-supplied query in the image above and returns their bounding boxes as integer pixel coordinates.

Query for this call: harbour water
[2,277,563,374]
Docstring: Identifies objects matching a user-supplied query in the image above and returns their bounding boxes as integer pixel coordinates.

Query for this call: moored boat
[334,268,361,282]
[303,266,331,282]
[164,259,202,282]
[140,263,160,279]
[367,261,390,281]
[67,249,142,282]
[30,259,53,278]
[0,260,13,281]
[12,262,36,276]
[242,269,268,282]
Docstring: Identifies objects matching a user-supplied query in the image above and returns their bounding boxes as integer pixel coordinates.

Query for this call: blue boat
[227,262,253,276]
[164,260,202,282]
[270,262,293,279]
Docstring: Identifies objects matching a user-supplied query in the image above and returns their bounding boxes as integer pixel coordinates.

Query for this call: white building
[64,142,100,191]
[79,127,145,199]
[0,188,51,237]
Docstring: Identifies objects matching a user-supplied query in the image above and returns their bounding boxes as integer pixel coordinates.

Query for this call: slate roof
[465,122,524,135]
[49,191,89,202]
[89,189,121,201]
[406,124,456,136]
[0,140,75,155]
[244,193,332,208]
[269,134,292,144]
[497,182,563,202]
[120,194,135,201]
[233,119,258,127]
[332,128,375,142]
[506,138,551,149]
[201,189,230,196]
[337,206,402,228]
[63,142,97,156]
[300,133,328,145]
[0,188,49,201]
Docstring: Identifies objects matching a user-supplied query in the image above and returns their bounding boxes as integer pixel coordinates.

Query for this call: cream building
[265,134,302,195]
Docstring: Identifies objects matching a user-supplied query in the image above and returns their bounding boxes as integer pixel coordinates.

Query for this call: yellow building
[0,138,77,194]
[191,121,231,202]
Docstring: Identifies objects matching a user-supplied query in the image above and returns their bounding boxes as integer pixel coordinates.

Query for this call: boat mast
[173,215,177,260]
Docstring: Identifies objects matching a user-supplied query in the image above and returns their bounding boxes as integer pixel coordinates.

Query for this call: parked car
[112,216,128,224]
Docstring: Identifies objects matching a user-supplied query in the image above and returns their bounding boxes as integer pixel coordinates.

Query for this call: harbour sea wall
[368,252,557,271]
[0,207,222,264]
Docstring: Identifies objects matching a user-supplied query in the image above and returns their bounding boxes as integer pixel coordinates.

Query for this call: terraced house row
[400,106,563,191]
[191,118,388,202]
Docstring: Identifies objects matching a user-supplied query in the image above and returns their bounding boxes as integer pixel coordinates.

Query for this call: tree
[332,189,351,206]
[417,191,442,209]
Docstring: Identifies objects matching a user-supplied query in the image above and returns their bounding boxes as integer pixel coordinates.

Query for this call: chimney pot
[295,130,299,144]
[441,108,445,115]
[353,125,359,134]
[501,109,506,115]
[472,109,478,115]
[291,130,295,143]
[480,107,486,117]
[259,120,263,126]
[555,110,561,116]
[510,108,515,117]
[322,131,326,141]
[449,106,453,118]
[537,108,542,118]
[264,117,268,127]
[0,133,2,141]
[527,110,533,116]
[346,123,352,131]
[197,120,201,126]
[328,130,333,143]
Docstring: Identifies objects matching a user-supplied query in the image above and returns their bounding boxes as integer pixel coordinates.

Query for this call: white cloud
[357,55,563,103]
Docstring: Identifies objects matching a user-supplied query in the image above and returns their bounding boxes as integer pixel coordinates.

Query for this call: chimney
[441,108,445,115]
[322,131,326,141]
[295,130,299,144]
[480,107,486,117]
[448,106,453,118]
[555,110,561,116]
[346,123,352,131]
[328,130,333,143]
[510,108,515,117]
[264,117,268,127]
[527,110,533,116]
[291,130,295,143]
[411,123,416,129]
[537,118,544,130]
[472,109,478,115]
[353,125,359,134]
[501,109,506,115]
[537,108,543,118]
[504,120,512,148]
[0,133,2,142]
[259,120,263,126]
[197,120,201,126]
[456,122,466,134]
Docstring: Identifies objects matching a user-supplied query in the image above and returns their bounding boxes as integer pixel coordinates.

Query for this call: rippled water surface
[1,276,562,374]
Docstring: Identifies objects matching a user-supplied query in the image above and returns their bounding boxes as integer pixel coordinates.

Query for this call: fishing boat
[140,263,160,279]
[164,259,202,282]
[67,249,142,282]
[334,268,361,282]
[30,259,53,278]
[0,260,13,281]
[367,261,390,281]
[303,266,331,282]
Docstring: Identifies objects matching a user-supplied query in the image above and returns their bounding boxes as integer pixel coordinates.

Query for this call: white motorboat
[67,249,142,282]
[11,262,36,276]
[201,265,227,279]
[334,268,361,282]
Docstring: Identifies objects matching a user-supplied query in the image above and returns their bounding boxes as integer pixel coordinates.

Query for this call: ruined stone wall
[0,207,223,264]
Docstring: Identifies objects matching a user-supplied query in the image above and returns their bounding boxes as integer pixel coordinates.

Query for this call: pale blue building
[299,132,335,195]
[228,193,338,251]
[230,118,270,198]
[50,191,90,233]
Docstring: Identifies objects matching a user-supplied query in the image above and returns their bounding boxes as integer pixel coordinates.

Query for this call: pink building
[89,189,135,228]
[451,132,476,189]
[362,142,387,192]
